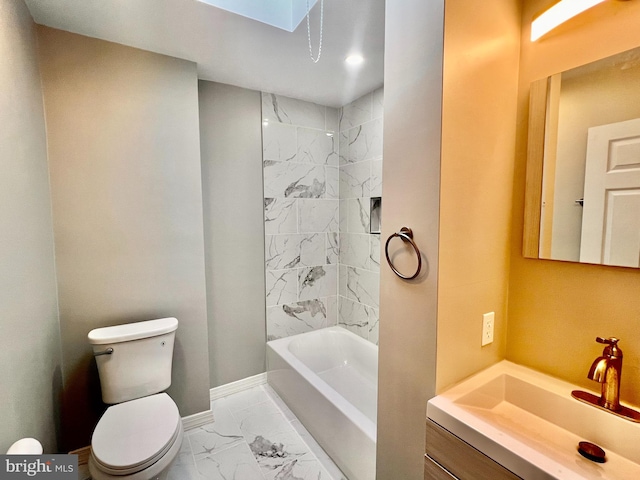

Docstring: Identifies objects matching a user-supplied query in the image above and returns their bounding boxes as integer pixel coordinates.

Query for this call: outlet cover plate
[482,312,494,346]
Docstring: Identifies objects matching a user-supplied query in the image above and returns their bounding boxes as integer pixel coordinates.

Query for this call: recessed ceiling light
[345,54,364,66]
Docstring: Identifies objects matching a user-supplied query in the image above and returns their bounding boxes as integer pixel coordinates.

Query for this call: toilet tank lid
[88,317,178,345]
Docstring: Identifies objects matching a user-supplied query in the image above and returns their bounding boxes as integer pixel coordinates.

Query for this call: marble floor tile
[263,384,297,423]
[161,383,345,480]
[289,421,349,480]
[246,430,310,476]
[188,407,244,460]
[233,402,311,469]
[219,385,271,414]
[233,400,291,435]
[167,437,201,480]
[265,453,335,480]
[195,442,264,480]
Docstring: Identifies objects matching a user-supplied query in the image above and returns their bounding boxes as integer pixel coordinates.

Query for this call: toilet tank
[88,317,178,404]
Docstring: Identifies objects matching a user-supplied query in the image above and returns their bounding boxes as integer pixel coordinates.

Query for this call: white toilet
[6,438,43,454]
[87,317,183,480]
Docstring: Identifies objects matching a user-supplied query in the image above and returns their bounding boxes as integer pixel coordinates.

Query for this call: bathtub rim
[266,325,377,442]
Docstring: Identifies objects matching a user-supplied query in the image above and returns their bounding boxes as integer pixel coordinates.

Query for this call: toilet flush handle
[93,347,114,356]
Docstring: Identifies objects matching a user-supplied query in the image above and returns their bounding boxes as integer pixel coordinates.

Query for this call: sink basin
[427,361,640,479]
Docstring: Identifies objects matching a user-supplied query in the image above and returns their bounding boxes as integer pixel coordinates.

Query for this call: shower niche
[370,197,381,234]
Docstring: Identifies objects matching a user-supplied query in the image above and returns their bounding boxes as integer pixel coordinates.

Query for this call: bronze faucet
[587,337,622,411]
[572,337,640,422]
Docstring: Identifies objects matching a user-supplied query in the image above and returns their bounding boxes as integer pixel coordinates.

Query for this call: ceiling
[25,0,385,107]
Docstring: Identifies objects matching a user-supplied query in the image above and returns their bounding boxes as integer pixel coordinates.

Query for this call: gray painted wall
[37,27,211,451]
[0,0,62,454]
[198,81,266,387]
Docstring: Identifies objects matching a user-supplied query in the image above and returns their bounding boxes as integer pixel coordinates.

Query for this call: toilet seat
[91,393,181,476]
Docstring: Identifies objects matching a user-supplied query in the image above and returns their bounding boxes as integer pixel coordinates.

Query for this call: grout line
[263,121,332,134]
[337,293,379,312]
[184,434,198,473]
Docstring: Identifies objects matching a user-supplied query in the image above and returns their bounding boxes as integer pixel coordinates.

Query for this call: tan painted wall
[436,0,522,393]
[0,0,62,454]
[508,0,640,406]
[199,81,267,387]
[376,1,443,478]
[37,27,210,450]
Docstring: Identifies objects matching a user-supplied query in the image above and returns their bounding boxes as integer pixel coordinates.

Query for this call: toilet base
[89,423,183,480]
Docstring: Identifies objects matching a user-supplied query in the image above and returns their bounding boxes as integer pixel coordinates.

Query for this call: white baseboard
[210,372,268,402]
[182,409,214,431]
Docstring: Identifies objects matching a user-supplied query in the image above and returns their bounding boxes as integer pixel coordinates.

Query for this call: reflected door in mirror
[580,118,640,267]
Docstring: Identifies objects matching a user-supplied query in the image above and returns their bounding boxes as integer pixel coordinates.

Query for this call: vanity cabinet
[424,419,522,480]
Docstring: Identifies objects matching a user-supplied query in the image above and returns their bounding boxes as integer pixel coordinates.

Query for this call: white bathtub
[267,326,378,480]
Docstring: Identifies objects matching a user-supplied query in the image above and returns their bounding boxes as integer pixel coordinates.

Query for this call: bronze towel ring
[385,227,422,280]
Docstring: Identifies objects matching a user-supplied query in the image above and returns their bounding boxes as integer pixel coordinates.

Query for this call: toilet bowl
[6,438,43,454]
[89,394,183,480]
[88,318,182,480]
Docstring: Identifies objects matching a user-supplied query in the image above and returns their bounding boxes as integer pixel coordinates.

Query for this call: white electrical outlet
[482,312,494,346]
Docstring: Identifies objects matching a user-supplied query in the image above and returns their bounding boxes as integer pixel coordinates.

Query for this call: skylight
[196,0,318,32]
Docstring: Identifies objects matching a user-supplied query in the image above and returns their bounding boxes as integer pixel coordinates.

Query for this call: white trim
[210,372,268,401]
[182,409,214,431]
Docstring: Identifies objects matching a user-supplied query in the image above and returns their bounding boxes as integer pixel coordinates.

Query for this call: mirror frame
[523,77,549,259]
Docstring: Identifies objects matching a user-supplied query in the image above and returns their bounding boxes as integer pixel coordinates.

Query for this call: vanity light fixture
[531,0,605,41]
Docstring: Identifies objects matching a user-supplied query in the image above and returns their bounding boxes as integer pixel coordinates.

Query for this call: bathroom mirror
[523,45,640,268]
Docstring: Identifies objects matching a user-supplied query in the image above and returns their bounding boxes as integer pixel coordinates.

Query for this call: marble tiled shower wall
[338,88,383,345]
[262,89,383,344]
[262,93,340,340]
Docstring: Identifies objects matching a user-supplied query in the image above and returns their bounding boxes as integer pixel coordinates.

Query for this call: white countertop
[427,361,640,480]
